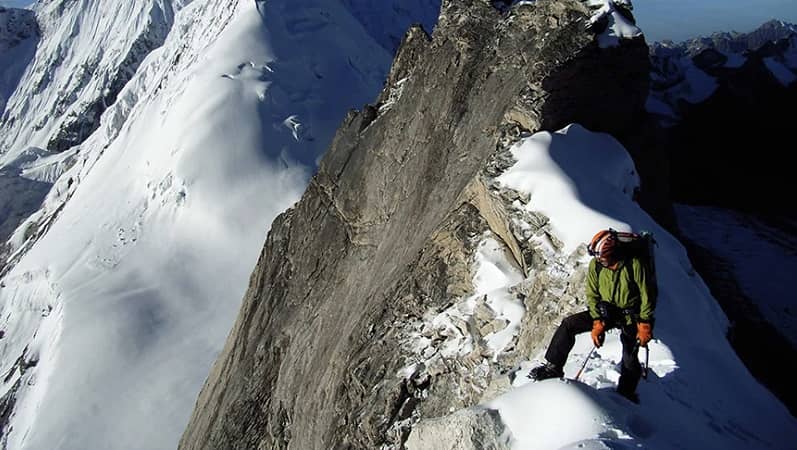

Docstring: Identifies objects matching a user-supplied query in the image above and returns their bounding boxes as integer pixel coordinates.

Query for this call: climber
[528,229,657,403]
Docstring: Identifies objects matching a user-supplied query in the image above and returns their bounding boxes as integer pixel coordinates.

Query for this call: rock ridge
[179,1,651,448]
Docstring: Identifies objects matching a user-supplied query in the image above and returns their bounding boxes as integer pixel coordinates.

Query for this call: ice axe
[636,339,650,380]
[574,346,597,381]
[643,345,650,380]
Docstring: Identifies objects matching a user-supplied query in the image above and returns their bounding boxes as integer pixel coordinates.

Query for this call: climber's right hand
[591,319,606,348]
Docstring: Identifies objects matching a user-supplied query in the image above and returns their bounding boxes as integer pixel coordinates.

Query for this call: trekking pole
[574,346,597,381]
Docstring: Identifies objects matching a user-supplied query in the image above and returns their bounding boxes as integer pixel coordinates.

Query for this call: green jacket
[586,256,656,324]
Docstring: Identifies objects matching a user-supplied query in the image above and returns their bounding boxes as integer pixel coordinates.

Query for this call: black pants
[544,310,641,394]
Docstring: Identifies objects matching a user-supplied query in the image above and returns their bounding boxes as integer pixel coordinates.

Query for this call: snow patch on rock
[586,0,642,48]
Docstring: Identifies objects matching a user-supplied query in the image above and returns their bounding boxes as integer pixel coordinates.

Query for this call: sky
[0,0,31,8]
[633,0,797,42]
[4,0,797,44]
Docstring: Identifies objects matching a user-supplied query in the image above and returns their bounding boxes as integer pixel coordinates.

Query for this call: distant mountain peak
[653,18,797,57]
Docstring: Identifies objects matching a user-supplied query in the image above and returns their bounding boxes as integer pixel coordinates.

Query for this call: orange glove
[591,320,605,347]
[637,322,653,347]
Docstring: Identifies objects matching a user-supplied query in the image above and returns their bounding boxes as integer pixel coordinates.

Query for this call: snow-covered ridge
[0,0,181,160]
[406,124,797,448]
[494,126,796,448]
[400,125,643,390]
[585,0,642,48]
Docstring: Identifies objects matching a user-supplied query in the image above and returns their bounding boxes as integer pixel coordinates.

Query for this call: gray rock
[179,1,651,449]
[473,299,496,323]
[405,407,510,450]
[480,318,509,336]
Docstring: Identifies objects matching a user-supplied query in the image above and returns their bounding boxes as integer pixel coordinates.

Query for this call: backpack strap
[594,259,621,303]
[595,258,635,314]
[610,261,622,304]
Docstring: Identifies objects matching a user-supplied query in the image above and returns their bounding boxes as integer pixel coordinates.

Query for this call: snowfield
[675,204,797,348]
[0,0,435,447]
[485,125,797,448]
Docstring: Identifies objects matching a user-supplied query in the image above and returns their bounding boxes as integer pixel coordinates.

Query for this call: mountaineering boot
[527,361,564,381]
[616,387,640,404]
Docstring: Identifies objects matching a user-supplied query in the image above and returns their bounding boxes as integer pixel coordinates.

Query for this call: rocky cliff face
[179,1,652,449]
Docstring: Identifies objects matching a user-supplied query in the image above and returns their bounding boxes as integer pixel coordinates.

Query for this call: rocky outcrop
[405,407,509,449]
[179,1,652,448]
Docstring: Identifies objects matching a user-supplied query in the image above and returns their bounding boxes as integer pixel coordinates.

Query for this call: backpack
[593,228,658,300]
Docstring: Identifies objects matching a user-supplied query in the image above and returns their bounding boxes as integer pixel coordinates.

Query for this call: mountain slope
[674,204,797,415]
[180,1,796,449]
[407,124,796,449]
[0,6,38,113]
[0,0,180,159]
[647,21,797,217]
[178,1,661,448]
[0,0,437,448]
[0,0,180,252]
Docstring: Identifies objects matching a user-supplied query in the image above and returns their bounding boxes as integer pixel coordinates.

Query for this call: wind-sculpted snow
[0,0,424,447]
